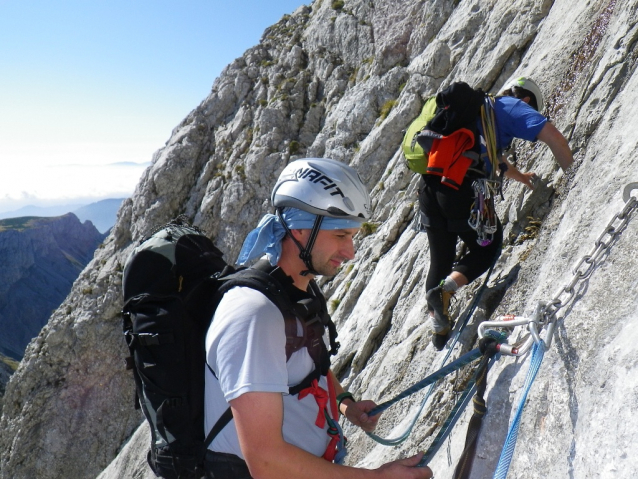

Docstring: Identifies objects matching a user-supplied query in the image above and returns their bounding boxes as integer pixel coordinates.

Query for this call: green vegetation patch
[360,222,380,237]
[1,353,19,372]
[331,0,345,10]
[330,298,341,312]
[0,216,44,232]
[379,99,397,120]
[235,164,247,179]
[289,140,300,155]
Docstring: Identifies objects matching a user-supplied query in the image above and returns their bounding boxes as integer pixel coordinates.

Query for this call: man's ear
[522,96,531,104]
[290,229,307,242]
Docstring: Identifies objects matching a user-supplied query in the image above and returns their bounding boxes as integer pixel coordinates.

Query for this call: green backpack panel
[401,96,438,174]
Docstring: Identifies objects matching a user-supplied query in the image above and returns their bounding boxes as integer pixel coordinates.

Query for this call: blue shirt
[478,95,547,151]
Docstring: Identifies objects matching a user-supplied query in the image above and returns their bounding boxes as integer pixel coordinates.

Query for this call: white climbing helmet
[506,76,545,113]
[272,158,371,222]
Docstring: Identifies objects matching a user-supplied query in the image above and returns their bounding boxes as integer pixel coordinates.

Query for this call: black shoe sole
[432,331,450,351]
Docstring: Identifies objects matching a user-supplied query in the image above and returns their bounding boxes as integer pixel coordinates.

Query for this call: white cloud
[0,159,149,213]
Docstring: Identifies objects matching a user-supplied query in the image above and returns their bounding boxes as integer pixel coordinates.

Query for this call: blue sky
[0,0,307,213]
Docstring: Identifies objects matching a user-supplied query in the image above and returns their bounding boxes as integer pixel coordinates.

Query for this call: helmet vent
[327,206,349,216]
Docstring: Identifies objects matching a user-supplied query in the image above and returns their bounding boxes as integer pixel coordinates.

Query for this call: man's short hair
[501,86,539,111]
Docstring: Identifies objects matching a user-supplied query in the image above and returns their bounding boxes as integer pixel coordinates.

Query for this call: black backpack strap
[308,280,340,357]
[204,407,234,449]
[218,264,292,313]
[204,264,298,446]
[227,262,340,361]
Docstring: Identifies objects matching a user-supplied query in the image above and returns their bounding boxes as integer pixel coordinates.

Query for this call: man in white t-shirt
[204,158,433,479]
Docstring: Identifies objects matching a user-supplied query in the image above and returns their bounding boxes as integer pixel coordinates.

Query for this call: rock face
[0,214,106,360]
[0,355,16,413]
[2,0,638,478]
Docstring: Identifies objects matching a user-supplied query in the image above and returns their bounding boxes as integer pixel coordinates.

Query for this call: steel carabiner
[622,182,638,203]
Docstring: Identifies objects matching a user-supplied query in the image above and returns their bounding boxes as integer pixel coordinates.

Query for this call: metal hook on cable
[478,302,553,356]
[622,182,638,203]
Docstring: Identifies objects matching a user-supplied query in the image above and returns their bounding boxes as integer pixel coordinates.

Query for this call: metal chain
[541,184,638,324]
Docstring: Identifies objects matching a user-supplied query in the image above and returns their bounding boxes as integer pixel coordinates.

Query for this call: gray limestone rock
[2,0,638,478]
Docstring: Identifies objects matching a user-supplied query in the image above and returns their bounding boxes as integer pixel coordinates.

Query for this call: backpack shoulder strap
[308,279,340,357]
[204,405,233,449]
[218,263,295,314]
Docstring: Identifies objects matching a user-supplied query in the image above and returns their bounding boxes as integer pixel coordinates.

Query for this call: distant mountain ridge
[73,199,125,233]
[0,198,125,233]
[0,203,85,219]
[0,213,106,360]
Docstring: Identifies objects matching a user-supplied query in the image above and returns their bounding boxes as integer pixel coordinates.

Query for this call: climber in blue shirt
[420,77,574,350]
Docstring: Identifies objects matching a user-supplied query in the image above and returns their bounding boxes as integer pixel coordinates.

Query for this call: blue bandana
[236,208,362,266]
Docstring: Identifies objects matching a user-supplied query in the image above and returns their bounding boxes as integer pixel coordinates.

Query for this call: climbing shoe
[426,285,455,351]
[431,329,451,351]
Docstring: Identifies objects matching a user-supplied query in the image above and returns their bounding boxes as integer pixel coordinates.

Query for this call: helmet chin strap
[276,208,323,276]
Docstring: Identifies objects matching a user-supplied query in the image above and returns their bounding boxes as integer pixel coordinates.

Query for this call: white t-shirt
[204,286,333,459]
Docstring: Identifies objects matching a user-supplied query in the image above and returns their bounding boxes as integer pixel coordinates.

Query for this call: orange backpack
[422,128,479,190]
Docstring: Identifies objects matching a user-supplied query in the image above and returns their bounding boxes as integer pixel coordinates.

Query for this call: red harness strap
[297,377,341,461]
[298,379,329,427]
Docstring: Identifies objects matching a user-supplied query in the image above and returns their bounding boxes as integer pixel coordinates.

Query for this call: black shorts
[417,174,476,232]
[418,174,502,291]
[204,451,252,479]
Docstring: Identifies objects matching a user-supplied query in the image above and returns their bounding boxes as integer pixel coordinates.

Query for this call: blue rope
[418,371,477,465]
[366,349,482,446]
[369,348,483,417]
[492,341,545,479]
[418,383,476,466]
[366,265,496,446]
[417,354,499,468]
